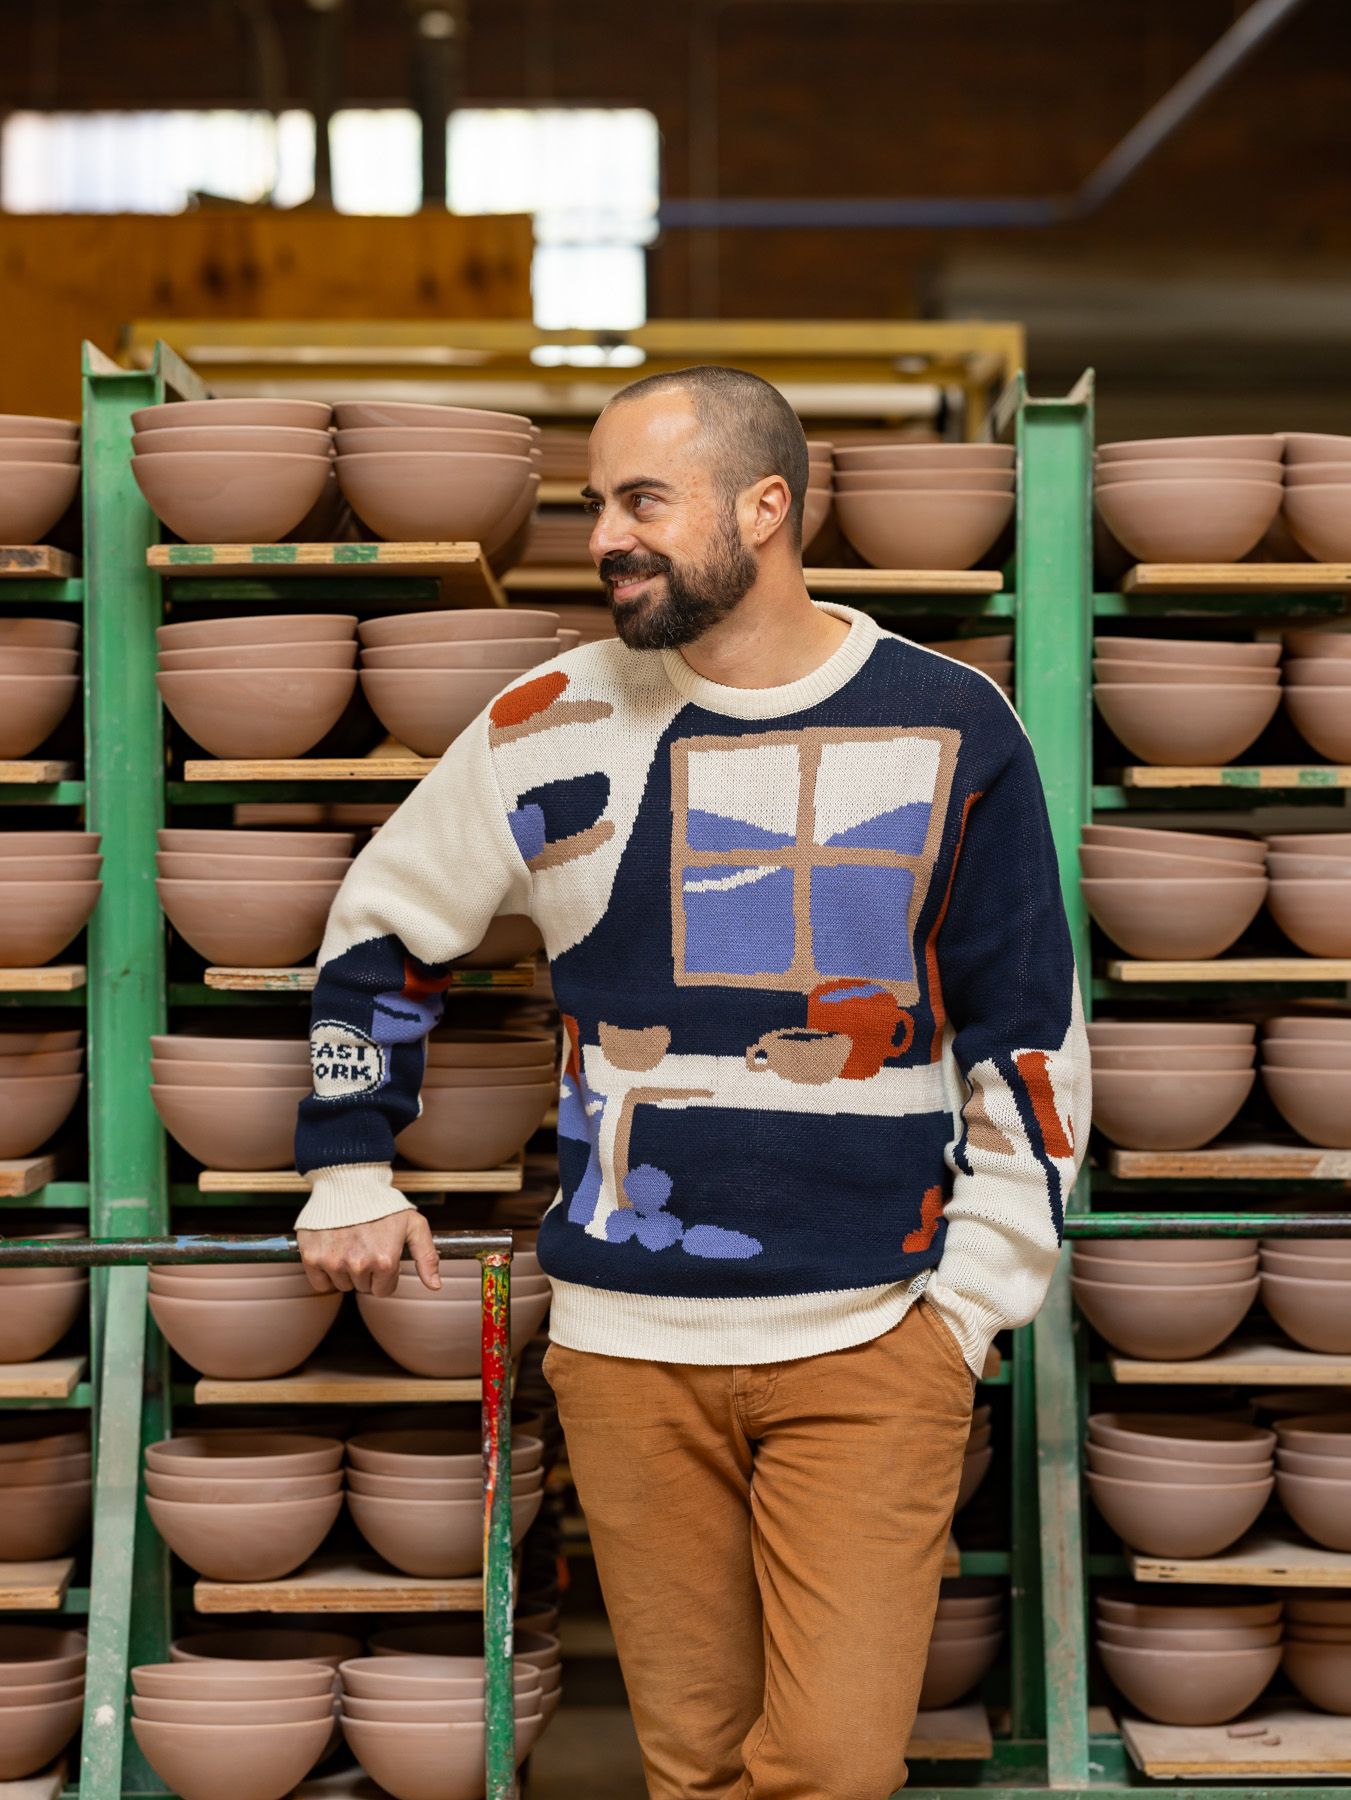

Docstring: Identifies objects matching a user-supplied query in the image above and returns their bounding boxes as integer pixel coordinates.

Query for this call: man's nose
[590,505,637,565]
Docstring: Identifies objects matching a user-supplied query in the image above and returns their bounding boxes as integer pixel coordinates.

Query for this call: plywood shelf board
[193,1359,480,1405]
[0,1156,62,1198]
[0,1559,74,1611]
[0,763,78,784]
[183,758,435,783]
[1105,957,1351,983]
[1106,1143,1351,1181]
[148,542,505,607]
[0,1356,86,1400]
[805,567,1003,595]
[1109,1337,1351,1386]
[197,1163,524,1194]
[203,963,536,992]
[193,1554,485,1613]
[1123,563,1351,595]
[907,1701,993,1762]
[1118,765,1351,790]
[0,549,78,580]
[0,968,84,993]
[1129,1527,1351,1587]
[502,566,602,592]
[1120,1704,1351,1777]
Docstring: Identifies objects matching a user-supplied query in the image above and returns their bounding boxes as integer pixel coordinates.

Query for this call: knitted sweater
[295,602,1089,1373]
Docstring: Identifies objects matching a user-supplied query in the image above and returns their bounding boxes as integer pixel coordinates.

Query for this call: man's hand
[298,1211,441,1296]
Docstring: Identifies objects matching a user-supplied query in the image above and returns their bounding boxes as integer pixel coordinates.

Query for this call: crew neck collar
[658,602,881,719]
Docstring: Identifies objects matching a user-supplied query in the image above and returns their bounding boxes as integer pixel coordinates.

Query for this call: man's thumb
[406,1214,441,1290]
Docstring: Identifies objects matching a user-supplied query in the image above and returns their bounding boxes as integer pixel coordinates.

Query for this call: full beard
[600,513,757,650]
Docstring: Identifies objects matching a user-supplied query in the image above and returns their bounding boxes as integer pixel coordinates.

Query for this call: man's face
[584,391,757,650]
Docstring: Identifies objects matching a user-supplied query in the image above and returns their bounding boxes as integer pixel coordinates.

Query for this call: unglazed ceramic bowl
[394,1080,555,1170]
[1260,1273,1351,1352]
[1088,1068,1254,1150]
[336,451,529,542]
[1077,1237,1260,1264]
[359,608,560,649]
[339,1712,542,1796]
[346,1429,544,1478]
[1079,842,1264,883]
[1275,1471,1351,1550]
[1266,881,1351,957]
[158,642,356,673]
[835,490,1013,570]
[146,1493,343,1581]
[156,826,354,857]
[1086,1444,1267,1485]
[132,400,332,434]
[1094,478,1282,562]
[155,852,350,882]
[1097,1642,1279,1726]
[1071,1275,1257,1359]
[1093,658,1277,689]
[361,639,556,672]
[0,1480,91,1560]
[146,1293,342,1378]
[132,425,332,458]
[157,615,356,653]
[133,452,331,544]
[130,1715,334,1800]
[1261,1069,1351,1150]
[1096,435,1281,464]
[1085,1472,1272,1558]
[130,1694,333,1724]
[170,1629,360,1667]
[1283,686,1351,762]
[833,444,1014,473]
[0,464,80,546]
[0,1626,86,1685]
[1088,1415,1275,1463]
[917,1630,1003,1709]
[149,1082,310,1169]
[131,1661,335,1700]
[156,879,341,966]
[1283,1641,1351,1714]
[1094,684,1280,765]
[0,1692,85,1781]
[1080,878,1266,959]
[1087,1021,1256,1045]
[358,668,517,758]
[832,469,1013,493]
[0,881,100,966]
[1281,486,1351,563]
[356,1290,552,1378]
[1082,824,1266,865]
[0,1071,83,1158]
[1090,1046,1254,1073]
[0,1276,87,1361]
[156,669,357,759]
[1072,1248,1256,1282]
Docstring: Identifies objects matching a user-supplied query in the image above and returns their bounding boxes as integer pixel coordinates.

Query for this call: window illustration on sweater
[295,603,1090,1368]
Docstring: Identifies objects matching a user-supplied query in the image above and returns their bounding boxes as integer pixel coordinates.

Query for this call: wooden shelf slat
[1118,765,1351,790]
[804,567,1004,595]
[1109,1337,1351,1387]
[1121,1704,1351,1778]
[1122,563,1351,595]
[197,1162,524,1194]
[908,1702,993,1762]
[203,962,536,992]
[147,542,505,607]
[0,1356,86,1401]
[0,762,78,785]
[503,566,602,593]
[0,1156,63,1199]
[1106,1143,1351,1181]
[536,482,586,506]
[0,548,78,581]
[193,1357,479,1406]
[184,757,434,784]
[0,967,85,993]
[0,1559,74,1611]
[1129,1527,1351,1587]
[1106,957,1351,984]
[193,1554,485,1614]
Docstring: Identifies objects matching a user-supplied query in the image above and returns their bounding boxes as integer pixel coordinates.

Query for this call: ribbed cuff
[294,1164,414,1232]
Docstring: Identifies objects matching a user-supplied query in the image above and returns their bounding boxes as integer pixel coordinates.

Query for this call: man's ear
[746,474,794,545]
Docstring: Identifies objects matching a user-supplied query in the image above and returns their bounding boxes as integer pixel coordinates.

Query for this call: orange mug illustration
[806,980,914,1080]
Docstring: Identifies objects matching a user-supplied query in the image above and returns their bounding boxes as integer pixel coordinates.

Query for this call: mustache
[599,552,670,585]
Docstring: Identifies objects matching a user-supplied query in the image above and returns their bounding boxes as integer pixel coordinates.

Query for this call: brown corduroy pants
[542,1298,975,1800]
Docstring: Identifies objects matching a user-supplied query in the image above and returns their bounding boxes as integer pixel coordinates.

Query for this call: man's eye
[584,500,602,516]
[632,493,655,509]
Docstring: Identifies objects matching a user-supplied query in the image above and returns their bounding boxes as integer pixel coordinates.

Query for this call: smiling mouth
[608,571,662,601]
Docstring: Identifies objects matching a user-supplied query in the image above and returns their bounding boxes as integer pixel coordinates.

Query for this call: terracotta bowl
[1094,459,1280,487]
[1082,825,1266,867]
[1086,1472,1272,1557]
[395,1080,554,1171]
[954,1446,993,1513]
[157,879,340,966]
[1275,1471,1351,1550]
[1284,686,1351,761]
[1094,636,1279,669]
[1266,881,1351,957]
[131,1694,333,1725]
[357,1290,552,1378]
[348,1490,542,1577]
[340,1655,544,1697]
[132,425,333,458]
[337,451,528,542]
[147,1268,318,1300]
[359,609,560,649]
[835,490,1013,570]
[832,469,1013,493]
[0,1426,89,1466]
[0,1673,84,1705]
[925,634,1013,667]
[1281,433,1351,465]
[1088,1415,1275,1463]
[1098,1642,1279,1726]
[1094,478,1282,562]
[0,880,100,966]
[1087,1021,1256,1045]
[132,399,332,434]
[170,1629,360,1667]
[0,647,77,678]
[930,1614,1003,1642]
[1268,852,1351,880]
[157,616,356,653]
[0,415,77,441]
[147,1293,341,1378]
[146,1254,309,1275]
[158,642,356,673]
[422,1066,554,1091]
[147,1492,343,1580]
[334,427,531,458]
[1282,660,1351,692]
[427,1032,555,1068]
[0,859,99,891]
[132,1661,335,1700]
[1080,879,1266,959]
[156,852,350,882]
[1264,835,1351,858]
[1097,434,1281,463]
[1072,1248,1256,1282]
[340,1714,541,1796]
[1091,1047,1254,1073]
[361,639,556,672]
[0,1693,85,1781]
[1079,844,1262,883]
[1282,487,1351,562]
[347,1469,543,1501]
[1283,1642,1351,1714]
[1261,1273,1351,1352]
[149,1081,308,1169]
[0,623,80,657]
[0,1452,91,1487]
[1274,1416,1351,1455]
[150,1037,309,1066]
[1071,1275,1256,1359]
[0,1028,84,1053]
[443,913,543,972]
[347,1429,544,1478]
[1259,1235,1351,1259]
[0,1481,90,1559]
[358,668,513,758]
[130,1715,334,1800]
[1086,1444,1266,1485]
[389,1272,550,1300]
[156,670,357,759]
[833,445,1014,472]
[0,1072,83,1157]
[369,1627,559,1668]
[0,464,81,545]
[1097,1597,1280,1629]
[1090,1069,1254,1150]
[333,401,529,434]
[917,1630,1003,1709]
[1093,658,1276,690]
[0,1277,87,1361]
[157,828,354,859]
[1094,684,1280,765]
[1261,1069,1351,1150]
[1263,1039,1351,1075]
[340,1692,540,1724]
[144,1468,340,1504]
[1098,1621,1280,1650]
[0,1627,86,1686]
[0,440,79,467]
[1078,1238,1259,1264]
[133,452,331,544]
[1277,1447,1351,1478]
[1289,1595,1351,1624]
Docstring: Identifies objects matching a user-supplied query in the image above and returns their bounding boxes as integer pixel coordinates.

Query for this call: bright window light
[329,110,421,216]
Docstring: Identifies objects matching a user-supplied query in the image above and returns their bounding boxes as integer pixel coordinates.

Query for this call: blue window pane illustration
[686,809,795,852]
[809,865,914,980]
[683,865,795,975]
[820,801,931,855]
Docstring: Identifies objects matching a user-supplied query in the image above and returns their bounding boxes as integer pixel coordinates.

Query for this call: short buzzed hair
[605,365,810,546]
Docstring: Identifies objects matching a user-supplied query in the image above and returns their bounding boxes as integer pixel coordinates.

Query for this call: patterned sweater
[295,602,1089,1372]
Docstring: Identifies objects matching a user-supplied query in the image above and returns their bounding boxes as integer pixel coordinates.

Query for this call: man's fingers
[301,1262,335,1295]
[405,1215,442,1292]
[368,1252,401,1299]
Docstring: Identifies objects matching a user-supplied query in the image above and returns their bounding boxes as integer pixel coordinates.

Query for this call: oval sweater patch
[310,1022,386,1099]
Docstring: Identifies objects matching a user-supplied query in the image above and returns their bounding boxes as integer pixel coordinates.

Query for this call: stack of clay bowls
[358,1251,551,1380]
[1093,436,1283,562]
[144,1433,344,1581]
[156,612,359,760]
[1070,1238,1257,1359]
[0,1423,90,1563]
[156,822,353,967]
[802,441,832,550]
[919,1582,1005,1709]
[0,1023,84,1158]
[0,1230,87,1363]
[146,1259,341,1378]
[346,1428,545,1578]
[1094,1592,1282,1725]
[131,1656,337,1800]
[358,608,563,759]
[1085,1414,1274,1557]
[170,1625,360,1668]
[1264,828,1351,962]
[1092,635,1281,767]
[1273,1415,1351,1553]
[1080,823,1267,963]
[956,1404,993,1513]
[131,399,336,545]
[0,1625,86,1780]
[1280,627,1351,762]
[518,509,594,569]
[834,443,1014,570]
[395,1032,555,1172]
[340,1651,552,1796]
[0,415,80,546]
[0,618,80,757]
[925,634,1014,702]
[537,429,588,483]
[1283,1593,1351,1714]
[1260,1008,1351,1150]
[149,1031,314,1172]
[1087,1017,1256,1151]
[0,828,101,969]
[333,402,539,550]
[1261,1236,1351,1354]
[1281,434,1351,565]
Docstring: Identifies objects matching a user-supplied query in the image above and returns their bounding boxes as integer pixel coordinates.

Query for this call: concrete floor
[528,1704,647,1798]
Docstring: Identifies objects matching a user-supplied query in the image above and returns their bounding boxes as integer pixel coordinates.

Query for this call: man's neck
[674,578,851,691]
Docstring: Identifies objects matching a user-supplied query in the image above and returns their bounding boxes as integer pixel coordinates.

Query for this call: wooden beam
[0,549,79,581]
[183,758,434,783]
[197,1163,524,1194]
[203,963,536,992]
[0,1356,86,1401]
[1118,765,1351,790]
[1122,564,1351,595]
[907,1702,993,1762]
[0,1559,74,1611]
[1108,1337,1351,1387]
[0,968,85,993]
[1129,1528,1351,1587]
[193,1555,488,1614]
[193,1358,480,1406]
[0,763,79,784]
[148,542,505,608]
[1107,1143,1351,1181]
[1106,957,1351,983]
[0,1156,63,1199]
